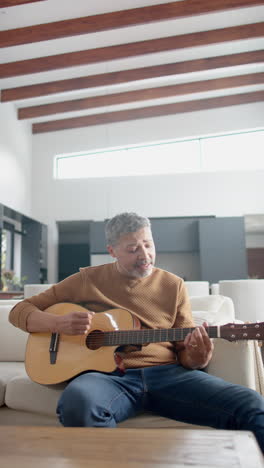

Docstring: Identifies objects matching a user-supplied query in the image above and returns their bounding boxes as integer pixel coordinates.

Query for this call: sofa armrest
[207,339,264,394]
[0,305,27,361]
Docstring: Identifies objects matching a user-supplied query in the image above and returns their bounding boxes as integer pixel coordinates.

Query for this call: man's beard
[116,259,154,278]
[130,261,153,278]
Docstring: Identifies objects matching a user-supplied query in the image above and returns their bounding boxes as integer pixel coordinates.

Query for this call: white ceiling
[0,0,263,131]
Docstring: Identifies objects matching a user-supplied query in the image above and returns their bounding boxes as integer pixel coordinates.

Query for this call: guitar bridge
[49,333,60,364]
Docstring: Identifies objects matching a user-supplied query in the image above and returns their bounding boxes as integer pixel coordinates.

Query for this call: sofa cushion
[207,339,258,390]
[5,375,66,416]
[0,406,60,426]
[0,305,28,361]
[0,300,22,306]
[4,375,207,429]
[0,362,26,406]
[190,295,235,326]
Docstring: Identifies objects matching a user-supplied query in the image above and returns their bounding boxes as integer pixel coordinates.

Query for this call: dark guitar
[25,302,264,385]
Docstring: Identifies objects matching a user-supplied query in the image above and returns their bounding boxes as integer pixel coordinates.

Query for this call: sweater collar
[111,261,154,286]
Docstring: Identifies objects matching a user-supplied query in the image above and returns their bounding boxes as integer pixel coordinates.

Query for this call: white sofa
[219,279,264,322]
[0,295,263,428]
[184,281,210,296]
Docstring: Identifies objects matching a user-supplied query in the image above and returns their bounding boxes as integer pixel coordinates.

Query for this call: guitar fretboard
[91,326,219,346]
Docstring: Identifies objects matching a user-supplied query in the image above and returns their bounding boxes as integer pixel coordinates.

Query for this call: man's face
[107,227,156,278]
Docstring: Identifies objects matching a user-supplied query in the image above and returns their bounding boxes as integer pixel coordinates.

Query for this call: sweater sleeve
[173,280,195,328]
[9,272,85,332]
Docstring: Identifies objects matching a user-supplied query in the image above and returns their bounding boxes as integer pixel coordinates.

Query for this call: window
[1,230,8,273]
[1,222,14,272]
[55,128,264,180]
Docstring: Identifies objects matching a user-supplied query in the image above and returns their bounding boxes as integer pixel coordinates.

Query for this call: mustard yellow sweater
[9,263,194,368]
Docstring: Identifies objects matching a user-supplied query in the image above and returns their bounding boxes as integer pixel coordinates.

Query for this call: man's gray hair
[105,212,151,246]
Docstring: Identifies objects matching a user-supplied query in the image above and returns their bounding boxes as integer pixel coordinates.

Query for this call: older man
[9,212,264,452]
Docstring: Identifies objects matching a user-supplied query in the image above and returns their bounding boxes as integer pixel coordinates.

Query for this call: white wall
[31,101,264,282]
[0,102,32,215]
[246,233,264,248]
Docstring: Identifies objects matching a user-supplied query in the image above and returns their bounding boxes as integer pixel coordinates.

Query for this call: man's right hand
[54,311,95,335]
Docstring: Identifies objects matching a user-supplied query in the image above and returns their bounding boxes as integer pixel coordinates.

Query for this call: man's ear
[107,245,116,258]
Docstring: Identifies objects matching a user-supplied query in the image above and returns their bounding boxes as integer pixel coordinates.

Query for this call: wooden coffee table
[1,426,263,467]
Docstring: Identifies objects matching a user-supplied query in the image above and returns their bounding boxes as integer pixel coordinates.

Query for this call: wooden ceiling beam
[0,0,45,6]
[1,22,263,78]
[1,0,263,47]
[2,50,264,102]
[32,90,264,134]
[18,72,264,119]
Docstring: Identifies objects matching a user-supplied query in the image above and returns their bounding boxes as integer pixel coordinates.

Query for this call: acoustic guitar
[25,302,264,385]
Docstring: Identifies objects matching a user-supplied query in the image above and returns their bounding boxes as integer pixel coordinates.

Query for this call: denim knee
[57,377,115,427]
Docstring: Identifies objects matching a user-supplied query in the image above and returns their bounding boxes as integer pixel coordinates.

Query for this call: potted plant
[1,270,27,291]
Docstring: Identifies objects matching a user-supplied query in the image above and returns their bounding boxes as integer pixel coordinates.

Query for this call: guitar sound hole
[86,330,104,350]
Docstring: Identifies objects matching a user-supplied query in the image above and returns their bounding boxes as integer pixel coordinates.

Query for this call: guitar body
[25,303,137,385]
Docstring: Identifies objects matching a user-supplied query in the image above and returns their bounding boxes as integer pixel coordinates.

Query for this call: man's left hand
[178,322,214,369]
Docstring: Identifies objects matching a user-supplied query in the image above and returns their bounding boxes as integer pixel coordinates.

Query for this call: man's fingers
[73,311,94,319]
[58,311,95,335]
[192,327,204,346]
[72,311,94,324]
[187,326,213,351]
[195,327,214,352]
[184,332,192,345]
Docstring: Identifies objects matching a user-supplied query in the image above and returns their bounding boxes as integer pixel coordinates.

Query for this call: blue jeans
[57,364,264,452]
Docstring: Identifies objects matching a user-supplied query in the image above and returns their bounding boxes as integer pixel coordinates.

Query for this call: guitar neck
[94,322,263,347]
[101,326,217,346]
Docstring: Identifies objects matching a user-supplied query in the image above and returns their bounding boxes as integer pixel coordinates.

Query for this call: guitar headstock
[220,322,264,342]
